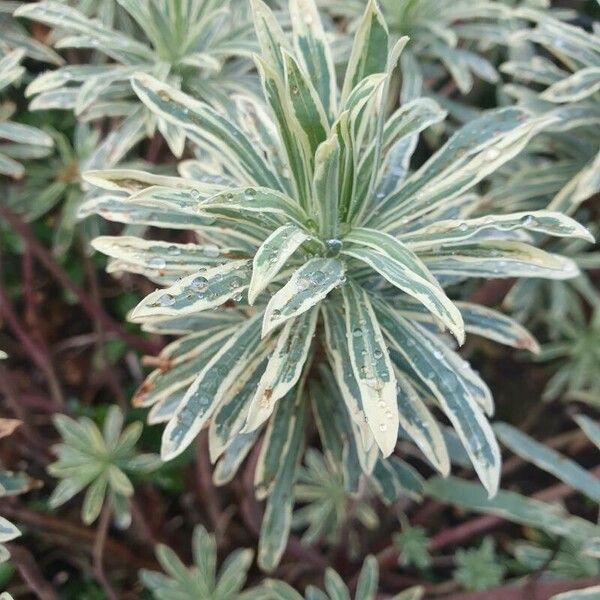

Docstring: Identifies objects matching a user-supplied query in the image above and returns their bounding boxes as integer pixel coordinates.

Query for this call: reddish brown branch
[0,285,64,407]
[0,204,160,355]
[5,543,57,600]
[92,502,119,600]
[0,502,156,570]
[442,576,600,600]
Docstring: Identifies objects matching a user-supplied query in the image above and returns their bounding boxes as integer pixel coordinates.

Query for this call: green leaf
[377,306,500,496]
[355,555,378,600]
[342,284,398,456]
[426,476,600,543]
[262,258,346,336]
[82,475,108,524]
[341,0,389,102]
[551,586,600,600]
[0,517,20,544]
[494,422,600,503]
[161,315,263,460]
[244,309,317,432]
[131,74,279,189]
[289,0,337,118]
[130,260,252,321]
[574,415,600,451]
[343,228,465,343]
[248,224,312,304]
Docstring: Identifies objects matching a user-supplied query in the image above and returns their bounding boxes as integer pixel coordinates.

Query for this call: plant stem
[0,204,160,355]
[92,501,119,600]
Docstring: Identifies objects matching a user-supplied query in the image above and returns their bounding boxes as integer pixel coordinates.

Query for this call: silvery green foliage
[319,0,510,102]
[496,418,600,599]
[0,1,62,64]
[502,233,600,331]
[453,537,505,591]
[514,539,599,582]
[16,0,258,164]
[393,521,431,570]
[140,525,265,600]
[534,307,600,405]
[293,449,378,545]
[48,406,161,527]
[4,122,103,255]
[427,417,600,597]
[501,9,600,217]
[0,49,54,178]
[84,0,591,569]
[257,555,424,600]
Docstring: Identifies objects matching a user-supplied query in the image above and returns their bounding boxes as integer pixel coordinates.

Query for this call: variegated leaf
[244,309,317,432]
[401,211,594,250]
[341,0,389,102]
[248,224,312,305]
[395,370,450,476]
[456,302,540,353]
[262,258,345,336]
[422,241,579,280]
[377,305,500,496]
[342,231,465,344]
[495,422,600,503]
[161,316,263,461]
[342,284,398,456]
[130,260,252,321]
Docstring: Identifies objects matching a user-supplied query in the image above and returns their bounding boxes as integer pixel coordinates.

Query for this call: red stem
[0,204,160,355]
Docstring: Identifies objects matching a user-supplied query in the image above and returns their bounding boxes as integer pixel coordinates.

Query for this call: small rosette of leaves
[48,406,161,527]
[320,0,510,102]
[85,0,591,570]
[140,524,264,600]
[256,555,425,599]
[501,9,600,216]
[16,0,258,163]
[0,49,54,178]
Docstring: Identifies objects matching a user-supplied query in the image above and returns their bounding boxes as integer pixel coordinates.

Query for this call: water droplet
[353,327,363,338]
[203,245,220,258]
[379,423,388,432]
[325,238,343,257]
[244,188,256,201]
[148,256,166,270]
[167,245,181,256]
[519,214,537,227]
[309,271,326,285]
[485,147,501,160]
[458,223,469,232]
[159,293,176,307]
[190,276,209,292]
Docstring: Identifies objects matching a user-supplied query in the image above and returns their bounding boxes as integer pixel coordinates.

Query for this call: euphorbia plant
[83,0,592,570]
